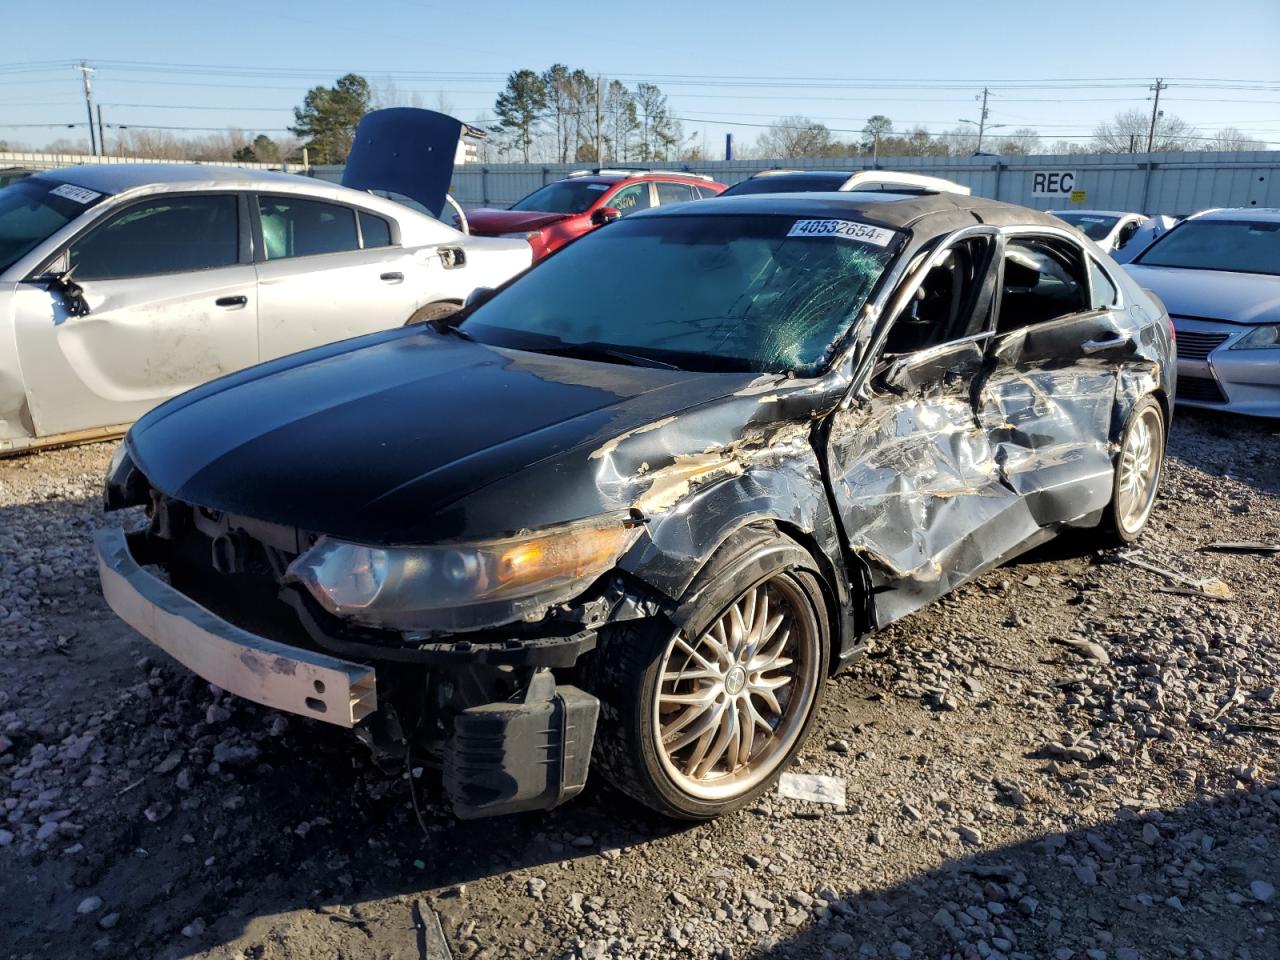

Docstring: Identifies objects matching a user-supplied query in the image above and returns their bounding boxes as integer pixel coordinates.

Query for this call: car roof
[34,163,317,193]
[560,170,718,185]
[1191,207,1280,223]
[638,190,1065,234]
[1049,209,1138,218]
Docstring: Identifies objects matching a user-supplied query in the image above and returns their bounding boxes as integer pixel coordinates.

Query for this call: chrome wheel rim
[653,576,819,801]
[1116,405,1164,535]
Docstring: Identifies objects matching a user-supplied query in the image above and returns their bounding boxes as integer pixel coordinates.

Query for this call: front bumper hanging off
[96,528,378,727]
[94,527,601,817]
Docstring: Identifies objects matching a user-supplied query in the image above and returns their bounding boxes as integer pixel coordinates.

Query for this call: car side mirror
[44,268,90,318]
[463,286,495,310]
[591,206,621,227]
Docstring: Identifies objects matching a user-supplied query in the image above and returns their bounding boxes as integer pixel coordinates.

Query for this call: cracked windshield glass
[460,214,900,374]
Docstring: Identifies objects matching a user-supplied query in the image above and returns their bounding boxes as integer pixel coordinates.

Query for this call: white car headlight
[1229,325,1280,350]
[286,513,641,633]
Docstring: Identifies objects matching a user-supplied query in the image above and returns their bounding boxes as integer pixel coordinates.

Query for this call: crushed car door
[11,191,258,437]
[824,227,1042,625]
[253,194,420,361]
[975,233,1130,527]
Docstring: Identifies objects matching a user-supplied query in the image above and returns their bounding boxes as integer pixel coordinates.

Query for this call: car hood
[466,209,574,234]
[1124,264,1280,325]
[341,107,461,219]
[127,327,762,544]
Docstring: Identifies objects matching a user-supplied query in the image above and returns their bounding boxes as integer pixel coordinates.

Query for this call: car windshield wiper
[530,342,681,370]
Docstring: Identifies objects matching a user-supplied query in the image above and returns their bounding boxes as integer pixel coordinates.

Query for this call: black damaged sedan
[99,189,1175,820]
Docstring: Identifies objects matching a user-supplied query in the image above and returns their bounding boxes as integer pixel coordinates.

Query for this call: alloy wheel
[652,576,820,801]
[1116,403,1165,536]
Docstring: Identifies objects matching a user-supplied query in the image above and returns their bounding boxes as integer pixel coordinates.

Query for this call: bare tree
[756,116,832,159]
[992,127,1041,155]
[861,115,892,158]
[1205,126,1266,152]
[1093,108,1197,153]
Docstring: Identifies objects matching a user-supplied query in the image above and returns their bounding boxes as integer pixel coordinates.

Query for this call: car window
[0,178,109,274]
[995,237,1089,334]
[655,182,696,205]
[695,186,720,200]
[1054,213,1120,242]
[720,174,850,196]
[605,183,651,217]
[359,210,393,248]
[258,196,358,260]
[462,213,900,375]
[510,180,610,214]
[1115,220,1141,248]
[881,236,997,355]
[1135,219,1280,277]
[1089,258,1118,309]
[69,194,238,280]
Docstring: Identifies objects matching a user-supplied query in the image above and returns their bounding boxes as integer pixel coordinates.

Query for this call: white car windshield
[0,178,108,274]
[461,213,902,374]
[1136,219,1280,277]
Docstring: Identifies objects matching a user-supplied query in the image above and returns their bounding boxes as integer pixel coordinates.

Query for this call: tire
[583,530,830,820]
[1095,395,1166,545]
[405,301,461,326]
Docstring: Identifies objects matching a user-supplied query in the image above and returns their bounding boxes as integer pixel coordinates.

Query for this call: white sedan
[0,164,531,454]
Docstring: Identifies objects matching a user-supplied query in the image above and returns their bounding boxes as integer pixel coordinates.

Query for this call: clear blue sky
[2,0,1278,155]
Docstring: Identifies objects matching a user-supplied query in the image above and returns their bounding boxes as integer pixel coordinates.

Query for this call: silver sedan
[0,165,531,454]
[1124,207,1280,417]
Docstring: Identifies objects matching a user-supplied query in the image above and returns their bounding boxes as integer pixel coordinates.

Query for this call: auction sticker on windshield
[49,183,102,204]
[787,219,896,246]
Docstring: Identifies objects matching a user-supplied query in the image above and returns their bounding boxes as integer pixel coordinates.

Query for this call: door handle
[380,272,404,282]
[215,295,248,308]
[1082,335,1131,355]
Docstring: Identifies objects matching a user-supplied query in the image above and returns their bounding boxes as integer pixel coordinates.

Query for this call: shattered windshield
[0,178,107,274]
[510,180,612,214]
[1054,213,1120,241]
[461,213,901,374]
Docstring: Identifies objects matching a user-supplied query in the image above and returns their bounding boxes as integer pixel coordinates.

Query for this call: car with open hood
[465,168,726,259]
[1124,207,1280,416]
[98,188,1174,820]
[0,108,531,455]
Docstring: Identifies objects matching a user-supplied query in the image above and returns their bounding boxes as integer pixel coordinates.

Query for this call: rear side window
[996,237,1089,333]
[70,194,238,280]
[258,196,358,260]
[359,210,393,248]
[656,182,695,205]
[695,185,721,199]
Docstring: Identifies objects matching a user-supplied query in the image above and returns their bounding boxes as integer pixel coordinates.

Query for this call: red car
[466,169,726,260]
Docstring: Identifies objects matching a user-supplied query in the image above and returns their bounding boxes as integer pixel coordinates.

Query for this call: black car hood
[128,327,761,544]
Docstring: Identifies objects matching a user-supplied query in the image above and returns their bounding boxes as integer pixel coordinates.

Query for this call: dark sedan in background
[97,188,1174,821]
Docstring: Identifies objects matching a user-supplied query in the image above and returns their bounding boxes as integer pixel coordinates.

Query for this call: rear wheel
[1097,396,1166,544]
[585,533,829,819]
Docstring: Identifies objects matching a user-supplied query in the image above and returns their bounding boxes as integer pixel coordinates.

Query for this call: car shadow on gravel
[1167,407,1280,499]
[754,783,1279,960]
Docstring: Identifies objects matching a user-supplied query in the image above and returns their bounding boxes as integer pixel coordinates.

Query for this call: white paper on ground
[777,772,846,807]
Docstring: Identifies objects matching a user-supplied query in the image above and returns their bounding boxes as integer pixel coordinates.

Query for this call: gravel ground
[0,409,1277,960]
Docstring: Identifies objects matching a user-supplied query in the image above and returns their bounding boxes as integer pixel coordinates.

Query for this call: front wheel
[585,536,829,819]
[1098,396,1166,544]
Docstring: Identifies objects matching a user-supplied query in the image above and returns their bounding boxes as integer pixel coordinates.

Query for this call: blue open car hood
[341,108,462,218]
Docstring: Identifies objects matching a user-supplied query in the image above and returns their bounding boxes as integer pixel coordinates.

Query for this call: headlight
[1229,325,1280,350]
[498,230,544,241]
[285,513,641,632]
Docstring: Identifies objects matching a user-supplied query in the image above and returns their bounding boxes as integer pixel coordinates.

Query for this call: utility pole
[77,62,99,157]
[1146,77,1166,153]
[595,75,604,164]
[96,105,106,156]
[975,87,990,154]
